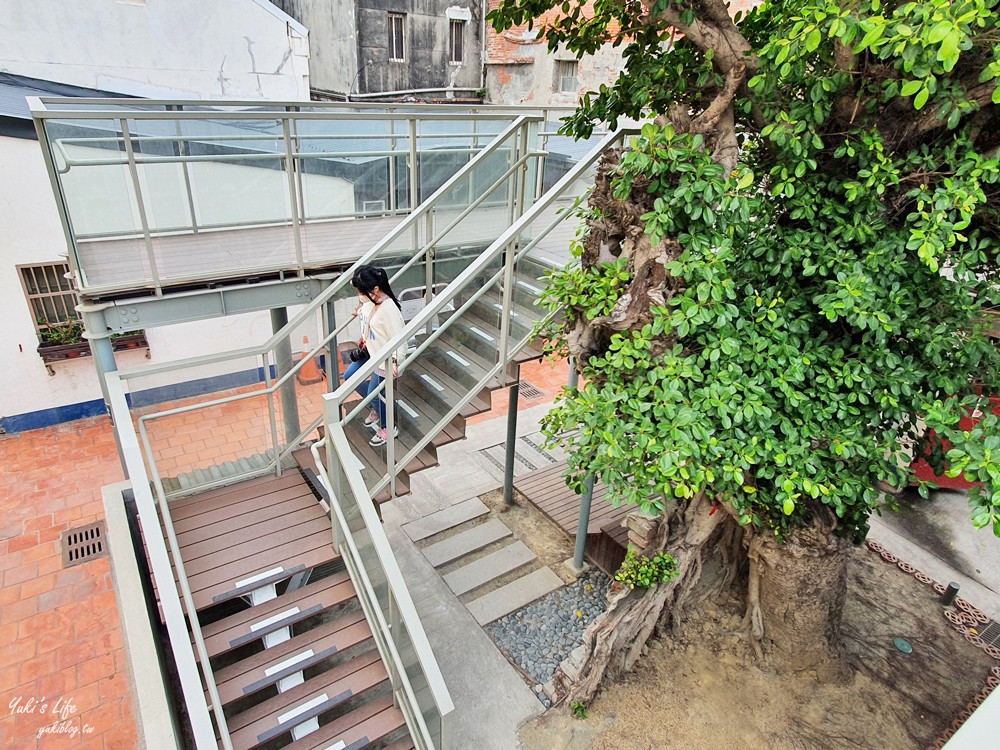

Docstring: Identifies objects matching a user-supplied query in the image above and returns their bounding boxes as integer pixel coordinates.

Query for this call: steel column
[81,308,126,471]
[572,475,596,571]
[270,308,301,444]
[502,381,519,506]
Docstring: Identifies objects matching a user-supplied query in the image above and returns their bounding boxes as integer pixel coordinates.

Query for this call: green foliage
[503,0,1000,541]
[570,700,588,719]
[38,319,84,346]
[614,549,680,589]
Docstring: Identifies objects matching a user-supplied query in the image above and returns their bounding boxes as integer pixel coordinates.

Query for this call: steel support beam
[86,277,329,333]
[271,308,301,444]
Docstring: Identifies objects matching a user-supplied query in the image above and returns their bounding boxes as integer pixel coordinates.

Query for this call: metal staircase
[52,99,634,750]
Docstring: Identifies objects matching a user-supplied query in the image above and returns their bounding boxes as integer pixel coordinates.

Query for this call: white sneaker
[369,426,398,447]
[363,411,379,428]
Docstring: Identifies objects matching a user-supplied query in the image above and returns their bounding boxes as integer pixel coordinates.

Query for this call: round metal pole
[271,308,301,444]
[572,475,596,571]
[502,382,520,506]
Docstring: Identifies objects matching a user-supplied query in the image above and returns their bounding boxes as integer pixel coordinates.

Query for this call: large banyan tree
[489,0,1000,703]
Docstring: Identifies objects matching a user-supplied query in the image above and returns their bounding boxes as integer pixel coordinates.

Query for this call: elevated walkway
[37,96,634,749]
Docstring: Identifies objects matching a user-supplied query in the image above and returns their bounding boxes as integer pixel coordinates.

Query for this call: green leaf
[900,80,922,97]
[913,88,929,110]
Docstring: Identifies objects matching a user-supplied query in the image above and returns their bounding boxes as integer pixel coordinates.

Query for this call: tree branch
[690,62,747,134]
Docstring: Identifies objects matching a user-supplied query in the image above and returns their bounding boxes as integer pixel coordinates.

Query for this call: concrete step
[442,541,536,596]
[422,518,513,568]
[401,498,489,542]
[467,567,564,625]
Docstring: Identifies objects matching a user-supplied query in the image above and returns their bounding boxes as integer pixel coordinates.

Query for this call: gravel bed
[484,568,612,706]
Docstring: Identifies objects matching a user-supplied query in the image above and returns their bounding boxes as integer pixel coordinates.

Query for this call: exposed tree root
[550,493,734,707]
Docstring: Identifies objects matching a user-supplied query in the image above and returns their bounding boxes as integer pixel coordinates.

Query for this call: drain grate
[61,521,108,567]
[518,380,544,399]
[980,620,1000,647]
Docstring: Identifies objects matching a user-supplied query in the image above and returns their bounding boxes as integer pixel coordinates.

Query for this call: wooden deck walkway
[77,200,579,295]
[514,462,630,574]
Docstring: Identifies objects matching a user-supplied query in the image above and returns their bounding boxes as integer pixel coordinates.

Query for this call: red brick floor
[0,355,568,749]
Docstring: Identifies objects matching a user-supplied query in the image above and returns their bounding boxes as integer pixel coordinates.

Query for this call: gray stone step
[467,567,564,625]
[401,497,489,542]
[443,541,536,596]
[423,518,513,568]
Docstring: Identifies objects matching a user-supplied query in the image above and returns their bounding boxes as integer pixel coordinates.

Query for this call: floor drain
[518,380,544,399]
[61,521,108,567]
[980,620,1000,647]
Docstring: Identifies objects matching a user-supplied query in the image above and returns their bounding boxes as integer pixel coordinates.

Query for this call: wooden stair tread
[292,446,411,504]
[281,693,407,750]
[213,608,372,706]
[202,571,354,658]
[226,649,388,749]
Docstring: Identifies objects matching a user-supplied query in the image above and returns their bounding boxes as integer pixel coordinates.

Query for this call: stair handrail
[327,127,633,495]
[120,116,543,498]
[104,372,236,750]
[310,432,454,750]
[114,114,541,383]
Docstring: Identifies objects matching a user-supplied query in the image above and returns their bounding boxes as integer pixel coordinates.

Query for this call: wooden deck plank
[179,515,329,567]
[167,471,302,509]
[169,481,313,525]
[184,529,334,601]
[170,489,317,537]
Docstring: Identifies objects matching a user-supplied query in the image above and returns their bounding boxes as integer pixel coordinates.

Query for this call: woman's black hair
[352,265,401,310]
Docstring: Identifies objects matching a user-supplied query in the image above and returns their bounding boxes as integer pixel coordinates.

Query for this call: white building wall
[0,0,318,430]
[0,136,329,425]
[0,0,309,100]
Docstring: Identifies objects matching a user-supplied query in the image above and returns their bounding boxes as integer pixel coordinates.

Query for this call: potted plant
[111,329,148,351]
[36,319,89,362]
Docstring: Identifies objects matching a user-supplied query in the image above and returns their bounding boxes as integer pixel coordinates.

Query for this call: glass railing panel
[294,116,399,221]
[122,358,277,497]
[393,614,443,747]
[44,118,143,239]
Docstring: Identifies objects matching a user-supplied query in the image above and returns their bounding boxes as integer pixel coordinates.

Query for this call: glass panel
[45,118,143,238]
[295,116,397,221]
[122,356,276,496]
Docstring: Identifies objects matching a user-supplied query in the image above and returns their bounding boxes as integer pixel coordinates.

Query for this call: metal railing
[104,371,235,750]
[310,431,453,749]
[324,127,630,499]
[115,115,543,500]
[29,97,606,297]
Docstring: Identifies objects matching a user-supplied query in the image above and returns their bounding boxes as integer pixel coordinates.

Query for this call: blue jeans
[366,373,387,429]
[343,358,371,401]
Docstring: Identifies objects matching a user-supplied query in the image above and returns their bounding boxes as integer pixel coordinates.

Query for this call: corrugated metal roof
[0,73,124,138]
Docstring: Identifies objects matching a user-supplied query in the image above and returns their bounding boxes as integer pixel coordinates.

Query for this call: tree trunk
[744,521,852,681]
[550,493,733,706]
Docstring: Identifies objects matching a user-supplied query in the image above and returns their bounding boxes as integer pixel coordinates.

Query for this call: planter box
[37,333,149,364]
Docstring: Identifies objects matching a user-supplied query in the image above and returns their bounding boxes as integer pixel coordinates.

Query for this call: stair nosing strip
[212,564,307,604]
[242,644,342,696]
[255,688,353,745]
[228,604,323,649]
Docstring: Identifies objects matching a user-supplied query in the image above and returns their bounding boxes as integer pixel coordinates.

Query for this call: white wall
[486,42,624,106]
[0,0,310,100]
[0,135,329,422]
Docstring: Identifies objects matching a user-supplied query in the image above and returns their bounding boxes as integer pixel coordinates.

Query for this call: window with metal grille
[557,60,579,93]
[18,262,80,341]
[449,20,465,63]
[388,13,406,61]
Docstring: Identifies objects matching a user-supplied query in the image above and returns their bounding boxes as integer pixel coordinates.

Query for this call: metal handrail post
[408,118,419,209]
[424,211,435,338]
[389,119,399,214]
[282,116,305,272]
[572,475,596,572]
[119,117,163,296]
[169,104,200,234]
[385,356,397,499]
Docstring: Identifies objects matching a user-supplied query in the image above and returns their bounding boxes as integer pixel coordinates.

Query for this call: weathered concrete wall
[274,0,359,96]
[356,0,483,95]
[0,0,310,100]
[486,38,623,106]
